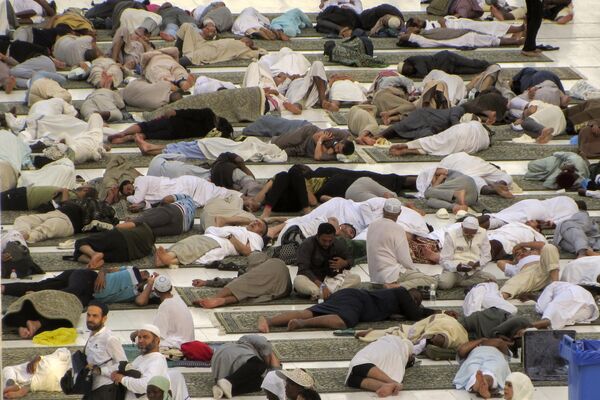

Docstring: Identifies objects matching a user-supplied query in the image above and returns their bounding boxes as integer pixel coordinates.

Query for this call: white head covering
[383,198,402,213]
[505,372,534,400]
[140,324,162,338]
[153,275,172,293]
[388,16,401,29]
[416,167,437,198]
[462,216,479,230]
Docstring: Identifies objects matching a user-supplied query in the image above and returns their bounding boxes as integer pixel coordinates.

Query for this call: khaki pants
[14,210,74,243]
[396,270,437,290]
[438,269,497,290]
[294,270,361,298]
[501,244,560,299]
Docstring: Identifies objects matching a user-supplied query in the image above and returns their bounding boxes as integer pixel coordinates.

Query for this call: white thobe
[422,70,466,106]
[192,75,236,95]
[409,32,501,48]
[490,196,578,225]
[487,222,547,254]
[427,222,461,247]
[85,327,128,390]
[3,348,71,392]
[442,16,512,37]
[66,113,105,164]
[18,158,76,188]
[561,256,600,286]
[274,216,328,246]
[463,282,517,316]
[536,281,599,329]
[367,218,416,284]
[195,137,288,163]
[529,100,566,136]
[121,352,169,400]
[356,205,429,240]
[127,175,236,209]
[258,48,311,76]
[197,226,264,264]
[329,80,368,103]
[232,7,269,35]
[438,152,513,192]
[154,295,195,349]
[411,121,490,156]
[120,8,162,34]
[347,336,413,384]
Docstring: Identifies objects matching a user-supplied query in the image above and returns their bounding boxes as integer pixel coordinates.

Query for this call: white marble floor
[4,0,600,399]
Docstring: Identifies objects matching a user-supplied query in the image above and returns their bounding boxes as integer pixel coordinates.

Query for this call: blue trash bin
[559,335,600,400]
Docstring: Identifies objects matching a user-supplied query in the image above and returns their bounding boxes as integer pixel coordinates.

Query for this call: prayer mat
[363,143,577,163]
[27,251,157,272]
[477,193,600,212]
[511,175,552,191]
[328,111,349,125]
[489,124,572,142]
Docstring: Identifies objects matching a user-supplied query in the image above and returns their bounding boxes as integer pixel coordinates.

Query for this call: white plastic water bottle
[429,283,437,304]
[9,269,17,279]
[318,283,326,304]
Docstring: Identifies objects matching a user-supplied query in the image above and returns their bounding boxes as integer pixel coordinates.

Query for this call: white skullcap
[388,16,401,29]
[140,324,161,338]
[383,198,402,214]
[153,275,172,293]
[462,216,479,230]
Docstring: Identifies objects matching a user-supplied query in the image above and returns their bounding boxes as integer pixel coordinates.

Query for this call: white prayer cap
[276,369,315,388]
[388,16,401,29]
[383,198,402,214]
[140,324,161,338]
[153,275,172,293]
[460,113,475,123]
[462,216,479,230]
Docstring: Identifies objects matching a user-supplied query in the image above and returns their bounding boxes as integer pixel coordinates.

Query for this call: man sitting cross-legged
[257,287,440,332]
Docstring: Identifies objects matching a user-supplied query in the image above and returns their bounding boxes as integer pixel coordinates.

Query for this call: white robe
[442,16,512,37]
[487,222,547,254]
[120,8,162,35]
[258,47,311,76]
[192,75,236,95]
[329,80,368,103]
[354,206,430,240]
[561,256,600,286]
[409,121,490,156]
[535,281,599,329]
[490,196,579,225]
[196,137,288,163]
[18,158,76,188]
[66,113,106,164]
[438,152,513,192]
[347,336,413,384]
[274,216,328,246]
[127,175,237,209]
[409,31,501,48]
[529,100,566,136]
[232,7,269,36]
[422,70,466,106]
[198,226,264,264]
[463,282,518,316]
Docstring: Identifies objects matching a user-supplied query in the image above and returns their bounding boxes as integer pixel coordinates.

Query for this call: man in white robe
[463,282,517,317]
[535,281,599,329]
[515,100,567,143]
[232,7,287,40]
[120,175,239,211]
[560,256,600,286]
[367,198,437,289]
[438,152,513,197]
[413,16,523,38]
[398,31,521,49]
[487,196,580,229]
[487,221,547,259]
[389,120,490,157]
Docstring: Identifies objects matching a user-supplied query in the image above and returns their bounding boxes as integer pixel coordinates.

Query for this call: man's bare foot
[257,316,270,333]
[88,252,104,269]
[179,74,196,91]
[18,327,32,339]
[454,189,466,206]
[452,204,468,213]
[287,319,305,331]
[492,183,514,199]
[521,49,542,57]
[322,100,339,112]
[26,320,41,337]
[283,102,302,115]
[474,371,491,398]
[389,145,408,156]
[556,13,574,24]
[109,134,133,144]
[135,133,153,154]
[375,383,401,398]
[490,5,505,20]
[155,246,173,267]
[192,279,207,287]
[4,76,16,94]
[160,32,176,41]
[275,30,290,41]
[536,127,554,144]
[196,297,226,308]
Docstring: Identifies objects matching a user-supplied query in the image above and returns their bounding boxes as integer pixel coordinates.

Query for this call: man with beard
[84,301,128,400]
[111,324,169,400]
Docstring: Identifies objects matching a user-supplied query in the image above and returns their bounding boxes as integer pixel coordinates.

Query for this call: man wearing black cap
[84,301,127,400]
